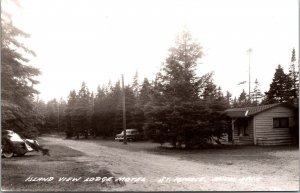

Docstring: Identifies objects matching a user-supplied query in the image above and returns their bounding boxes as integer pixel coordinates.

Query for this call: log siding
[254,106,294,145]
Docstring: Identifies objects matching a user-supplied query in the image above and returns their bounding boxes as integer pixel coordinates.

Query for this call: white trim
[232,118,236,144]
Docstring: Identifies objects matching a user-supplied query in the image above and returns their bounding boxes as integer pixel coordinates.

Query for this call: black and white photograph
[1,0,299,191]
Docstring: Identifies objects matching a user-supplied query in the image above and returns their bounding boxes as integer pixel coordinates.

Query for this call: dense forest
[1,11,299,147]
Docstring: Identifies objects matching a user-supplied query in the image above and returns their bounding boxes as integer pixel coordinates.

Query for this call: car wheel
[2,151,14,158]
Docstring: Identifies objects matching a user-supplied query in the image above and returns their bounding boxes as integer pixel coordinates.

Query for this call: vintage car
[115,129,143,142]
[1,130,49,158]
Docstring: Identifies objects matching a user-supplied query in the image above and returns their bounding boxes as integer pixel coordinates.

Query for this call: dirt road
[41,136,299,191]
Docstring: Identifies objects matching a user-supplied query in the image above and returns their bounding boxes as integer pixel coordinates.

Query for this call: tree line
[2,12,298,147]
[32,33,298,148]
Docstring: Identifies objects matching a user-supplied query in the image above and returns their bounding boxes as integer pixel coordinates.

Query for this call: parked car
[1,130,49,158]
[115,129,143,142]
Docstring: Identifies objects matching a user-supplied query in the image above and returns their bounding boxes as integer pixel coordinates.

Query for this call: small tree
[225,91,232,107]
[252,79,263,106]
[237,89,250,107]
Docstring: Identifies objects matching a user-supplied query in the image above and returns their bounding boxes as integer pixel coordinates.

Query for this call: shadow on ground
[1,143,120,191]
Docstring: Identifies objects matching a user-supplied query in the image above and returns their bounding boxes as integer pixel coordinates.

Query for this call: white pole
[247,48,252,101]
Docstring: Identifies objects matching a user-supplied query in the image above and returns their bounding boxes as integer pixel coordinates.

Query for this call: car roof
[126,129,138,131]
[2,130,14,134]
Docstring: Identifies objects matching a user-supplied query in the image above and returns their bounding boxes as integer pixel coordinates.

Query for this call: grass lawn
[1,142,119,191]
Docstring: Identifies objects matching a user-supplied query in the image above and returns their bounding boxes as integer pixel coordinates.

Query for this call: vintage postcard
[1,0,299,191]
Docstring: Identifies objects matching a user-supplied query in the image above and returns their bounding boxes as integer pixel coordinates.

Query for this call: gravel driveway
[41,136,299,191]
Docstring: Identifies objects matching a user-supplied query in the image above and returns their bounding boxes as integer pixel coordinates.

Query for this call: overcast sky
[4,0,299,102]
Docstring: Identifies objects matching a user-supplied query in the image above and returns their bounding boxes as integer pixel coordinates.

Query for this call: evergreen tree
[32,98,47,134]
[92,86,106,137]
[75,82,91,138]
[232,97,239,108]
[45,99,59,131]
[202,79,217,102]
[252,79,263,106]
[65,90,77,138]
[202,80,228,111]
[138,78,152,106]
[144,31,228,148]
[1,10,41,136]
[237,89,248,107]
[64,83,93,139]
[265,65,293,104]
[225,91,232,107]
[288,48,299,104]
[92,81,123,138]
[213,86,230,111]
[132,71,140,99]
[58,98,67,133]
[132,78,153,134]
[161,31,203,102]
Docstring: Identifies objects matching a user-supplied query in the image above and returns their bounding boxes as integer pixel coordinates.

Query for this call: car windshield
[9,132,24,142]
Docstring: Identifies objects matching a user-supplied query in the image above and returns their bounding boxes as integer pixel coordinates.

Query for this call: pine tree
[265,65,293,104]
[238,89,248,107]
[288,48,299,104]
[161,31,203,102]
[131,78,153,134]
[213,86,230,111]
[145,31,228,148]
[202,79,217,102]
[139,78,152,106]
[92,86,106,137]
[32,98,47,134]
[76,82,91,138]
[65,90,77,138]
[252,79,263,105]
[57,98,67,133]
[132,71,140,99]
[232,97,239,108]
[225,91,232,107]
[1,9,41,136]
[45,99,59,131]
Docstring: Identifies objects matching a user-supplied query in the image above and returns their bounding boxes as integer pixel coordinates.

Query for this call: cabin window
[273,117,289,128]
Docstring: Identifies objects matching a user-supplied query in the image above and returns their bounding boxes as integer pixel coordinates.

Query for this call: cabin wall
[254,106,294,145]
[233,117,254,145]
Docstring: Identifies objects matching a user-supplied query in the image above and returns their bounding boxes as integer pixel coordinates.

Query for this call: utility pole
[57,100,60,131]
[247,48,252,101]
[121,74,127,144]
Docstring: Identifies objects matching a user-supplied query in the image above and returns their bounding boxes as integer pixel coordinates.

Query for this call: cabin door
[236,118,249,136]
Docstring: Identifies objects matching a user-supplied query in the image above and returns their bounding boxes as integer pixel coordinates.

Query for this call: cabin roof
[225,103,289,118]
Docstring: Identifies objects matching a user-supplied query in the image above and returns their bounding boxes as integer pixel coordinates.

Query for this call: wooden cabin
[225,103,296,145]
